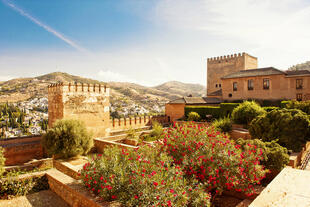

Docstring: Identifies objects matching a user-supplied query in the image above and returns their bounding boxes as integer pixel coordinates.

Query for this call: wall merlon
[48,82,109,94]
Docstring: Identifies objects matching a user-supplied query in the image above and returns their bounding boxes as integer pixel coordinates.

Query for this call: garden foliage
[185,106,221,119]
[188,112,201,121]
[231,101,266,126]
[283,100,310,115]
[161,123,267,196]
[262,106,279,112]
[249,109,310,152]
[81,146,211,207]
[42,119,93,158]
[212,117,232,133]
[0,172,49,199]
[236,139,289,171]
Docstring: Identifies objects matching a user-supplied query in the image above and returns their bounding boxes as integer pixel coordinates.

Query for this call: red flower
[111,195,117,199]
[153,182,158,187]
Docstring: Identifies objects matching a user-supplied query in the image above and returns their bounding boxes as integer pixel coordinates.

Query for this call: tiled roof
[208,89,222,96]
[222,67,285,79]
[285,70,310,76]
[168,97,222,104]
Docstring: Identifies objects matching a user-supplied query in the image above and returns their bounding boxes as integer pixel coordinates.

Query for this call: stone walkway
[0,190,69,207]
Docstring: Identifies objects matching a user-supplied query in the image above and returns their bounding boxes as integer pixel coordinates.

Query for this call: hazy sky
[1,0,310,86]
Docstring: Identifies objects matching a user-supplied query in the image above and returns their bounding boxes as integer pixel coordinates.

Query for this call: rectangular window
[296,93,303,101]
[296,79,303,89]
[233,82,237,91]
[263,79,270,90]
[248,79,254,90]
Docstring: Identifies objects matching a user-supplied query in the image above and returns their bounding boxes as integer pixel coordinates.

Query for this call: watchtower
[48,82,111,137]
[207,52,258,96]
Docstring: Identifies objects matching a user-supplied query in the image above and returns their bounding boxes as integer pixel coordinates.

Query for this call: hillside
[153,81,205,97]
[0,72,206,115]
[288,61,310,71]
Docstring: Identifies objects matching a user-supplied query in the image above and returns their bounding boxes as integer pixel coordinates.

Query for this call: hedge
[219,103,240,116]
[185,106,221,119]
[280,101,290,108]
[185,103,240,120]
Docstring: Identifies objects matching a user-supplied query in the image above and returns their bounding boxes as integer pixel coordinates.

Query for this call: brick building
[165,52,310,122]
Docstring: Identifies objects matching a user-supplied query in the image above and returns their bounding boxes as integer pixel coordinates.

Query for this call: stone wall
[207,52,257,96]
[110,115,167,131]
[48,83,111,137]
[0,135,44,166]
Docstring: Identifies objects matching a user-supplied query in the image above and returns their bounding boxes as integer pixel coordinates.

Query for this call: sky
[1,0,310,86]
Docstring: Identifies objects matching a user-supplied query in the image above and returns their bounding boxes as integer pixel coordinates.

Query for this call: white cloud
[152,0,310,69]
[98,70,136,83]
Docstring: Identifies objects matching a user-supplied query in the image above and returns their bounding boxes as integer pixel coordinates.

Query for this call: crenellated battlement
[48,82,109,94]
[207,52,248,63]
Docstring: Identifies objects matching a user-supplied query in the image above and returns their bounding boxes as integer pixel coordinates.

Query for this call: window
[263,79,270,90]
[296,93,303,101]
[296,79,303,89]
[219,84,221,88]
[233,82,237,91]
[215,84,218,88]
[248,79,254,90]
[228,93,232,97]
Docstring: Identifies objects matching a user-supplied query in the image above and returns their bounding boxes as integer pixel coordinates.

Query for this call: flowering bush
[236,139,289,171]
[80,145,211,207]
[161,123,267,196]
[188,112,201,121]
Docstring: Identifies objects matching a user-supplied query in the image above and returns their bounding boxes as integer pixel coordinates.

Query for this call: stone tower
[48,82,110,137]
[207,52,258,96]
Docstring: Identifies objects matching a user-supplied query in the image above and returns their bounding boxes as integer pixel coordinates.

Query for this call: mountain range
[0,72,206,113]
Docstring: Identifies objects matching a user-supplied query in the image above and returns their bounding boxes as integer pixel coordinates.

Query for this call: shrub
[0,172,49,199]
[81,146,211,207]
[161,123,267,196]
[284,100,310,115]
[42,119,93,159]
[280,101,290,108]
[231,101,266,126]
[249,109,310,152]
[212,117,232,133]
[236,139,289,171]
[126,128,138,140]
[188,112,201,121]
[185,106,221,119]
[0,147,5,176]
[219,103,240,117]
[262,106,279,112]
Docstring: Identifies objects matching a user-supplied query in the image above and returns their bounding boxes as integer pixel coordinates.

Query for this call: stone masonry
[48,83,110,137]
[207,52,257,96]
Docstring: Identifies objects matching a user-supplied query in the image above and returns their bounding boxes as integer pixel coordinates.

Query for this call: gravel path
[0,190,69,207]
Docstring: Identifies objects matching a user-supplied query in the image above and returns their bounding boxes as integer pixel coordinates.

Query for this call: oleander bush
[42,119,93,159]
[249,109,310,152]
[161,123,267,196]
[188,112,201,121]
[81,146,211,207]
[212,117,232,133]
[236,139,289,171]
[231,101,266,126]
[0,147,5,176]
